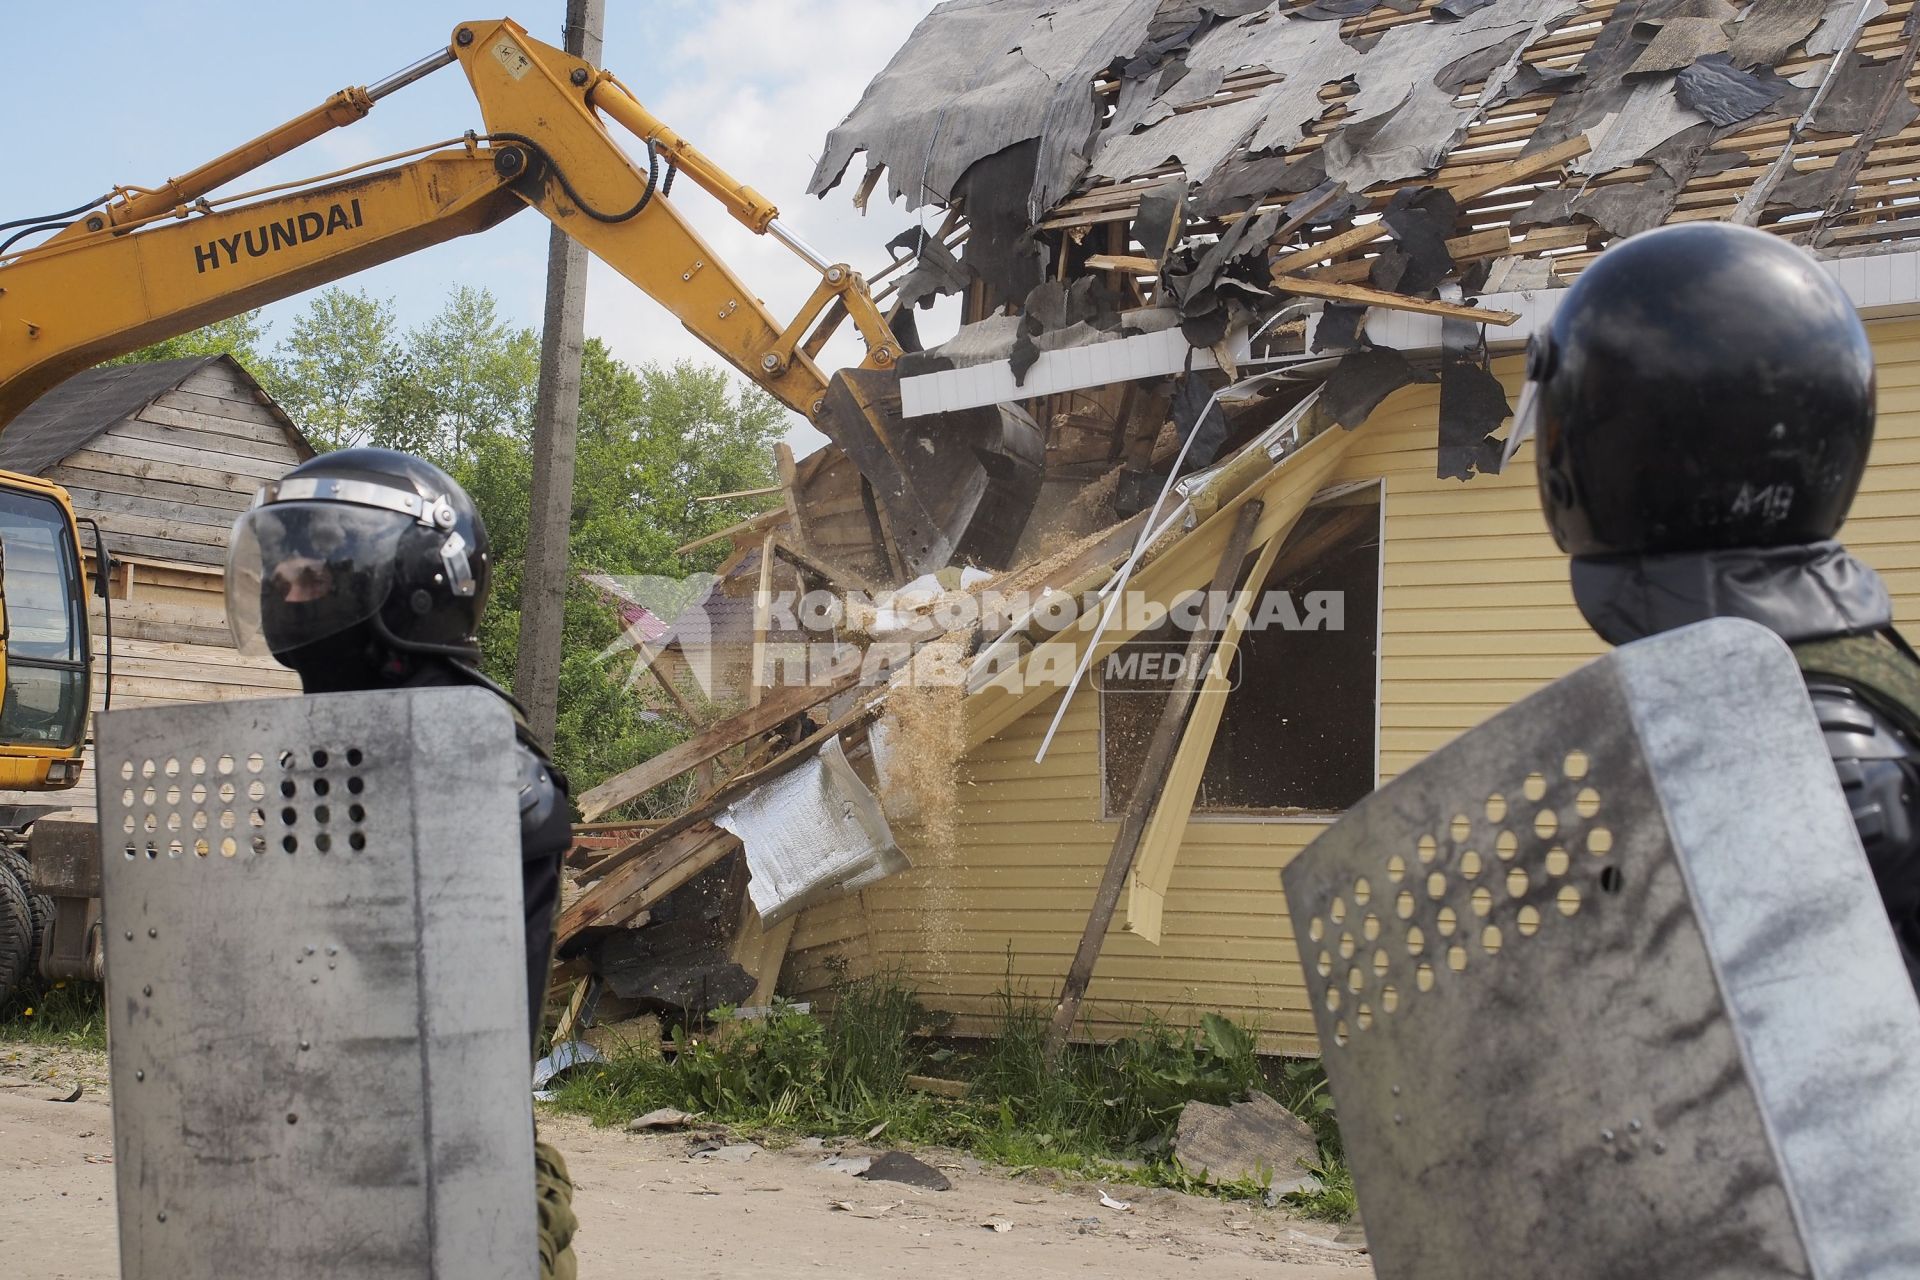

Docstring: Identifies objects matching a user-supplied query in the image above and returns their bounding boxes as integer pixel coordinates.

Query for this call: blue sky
[7,0,945,447]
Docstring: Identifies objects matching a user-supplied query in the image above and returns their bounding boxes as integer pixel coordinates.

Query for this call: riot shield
[95,688,534,1280]
[1284,618,1920,1279]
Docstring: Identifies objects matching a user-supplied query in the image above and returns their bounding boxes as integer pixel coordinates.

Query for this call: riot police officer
[226,447,579,1278]
[1517,220,1920,992]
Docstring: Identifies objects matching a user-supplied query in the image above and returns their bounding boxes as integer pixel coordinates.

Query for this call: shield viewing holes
[110,748,373,862]
[1302,765,1605,1044]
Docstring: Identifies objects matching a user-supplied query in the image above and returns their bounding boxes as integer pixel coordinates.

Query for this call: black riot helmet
[1520,222,1876,558]
[227,449,491,683]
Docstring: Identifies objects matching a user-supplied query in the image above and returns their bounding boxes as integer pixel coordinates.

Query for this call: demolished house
[554,0,1920,1052]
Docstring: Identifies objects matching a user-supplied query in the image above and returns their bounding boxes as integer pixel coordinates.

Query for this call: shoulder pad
[1806,680,1917,763]
[515,740,562,833]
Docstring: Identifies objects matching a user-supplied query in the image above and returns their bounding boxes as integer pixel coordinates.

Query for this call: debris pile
[550,0,1920,1040]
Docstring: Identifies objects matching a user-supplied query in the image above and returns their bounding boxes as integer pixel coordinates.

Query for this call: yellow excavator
[0,17,1035,994]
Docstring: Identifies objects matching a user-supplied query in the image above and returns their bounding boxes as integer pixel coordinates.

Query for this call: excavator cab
[0,474,90,788]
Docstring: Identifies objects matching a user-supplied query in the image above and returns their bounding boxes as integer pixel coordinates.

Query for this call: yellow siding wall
[788,316,1920,1055]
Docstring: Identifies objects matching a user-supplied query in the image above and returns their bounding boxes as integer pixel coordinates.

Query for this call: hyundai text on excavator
[0,17,1043,999]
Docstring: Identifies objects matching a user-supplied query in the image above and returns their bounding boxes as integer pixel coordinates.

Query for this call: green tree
[103,311,271,370]
[400,287,539,457]
[457,342,786,790]
[263,288,400,452]
[103,282,793,799]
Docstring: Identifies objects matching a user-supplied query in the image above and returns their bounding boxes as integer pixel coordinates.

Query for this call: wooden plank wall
[786,314,1920,1054]
[0,563,301,817]
[44,361,305,566]
[0,358,305,817]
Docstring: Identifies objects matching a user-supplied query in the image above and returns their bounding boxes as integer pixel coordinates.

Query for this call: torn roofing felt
[821,0,1913,257]
[808,0,1164,220]
[810,0,1918,485]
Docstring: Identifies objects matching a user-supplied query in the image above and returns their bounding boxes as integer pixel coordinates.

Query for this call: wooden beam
[576,664,861,821]
[1269,275,1520,326]
[1809,6,1920,239]
[1042,499,1265,1064]
[1268,136,1591,276]
[731,900,800,1009]
[1309,225,1522,282]
[774,441,803,544]
[648,660,699,723]
[751,533,775,708]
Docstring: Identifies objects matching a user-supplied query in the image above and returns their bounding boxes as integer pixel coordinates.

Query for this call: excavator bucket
[815,367,1044,580]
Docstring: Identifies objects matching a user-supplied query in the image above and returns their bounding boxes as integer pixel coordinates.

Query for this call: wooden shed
[0,354,307,812]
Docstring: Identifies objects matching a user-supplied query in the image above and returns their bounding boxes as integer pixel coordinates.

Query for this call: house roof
[817,0,1920,290]
[0,356,213,476]
[0,353,310,477]
[581,572,671,644]
[809,0,1920,487]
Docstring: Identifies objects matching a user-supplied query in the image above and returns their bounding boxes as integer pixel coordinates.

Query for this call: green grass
[548,964,1354,1218]
[0,978,106,1049]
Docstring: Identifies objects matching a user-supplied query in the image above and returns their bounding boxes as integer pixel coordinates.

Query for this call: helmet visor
[227,501,412,658]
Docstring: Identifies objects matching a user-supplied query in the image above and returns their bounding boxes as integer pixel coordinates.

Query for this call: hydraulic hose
[483,132,660,224]
[0,192,110,235]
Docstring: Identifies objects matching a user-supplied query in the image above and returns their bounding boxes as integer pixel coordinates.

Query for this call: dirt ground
[0,1041,1371,1279]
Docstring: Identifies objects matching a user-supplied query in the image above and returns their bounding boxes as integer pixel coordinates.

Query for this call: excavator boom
[0,16,1041,576]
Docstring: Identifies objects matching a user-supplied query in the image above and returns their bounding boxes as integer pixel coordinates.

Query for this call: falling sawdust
[886,639,969,856]
[985,516,1125,602]
[1064,465,1122,528]
[1152,419,1181,458]
[880,637,971,973]
[1017,467,1125,566]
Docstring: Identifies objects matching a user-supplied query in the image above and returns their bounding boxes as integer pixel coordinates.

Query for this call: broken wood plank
[775,441,804,547]
[1268,135,1591,276]
[577,663,863,822]
[1809,6,1920,238]
[1084,253,1161,274]
[731,901,800,1009]
[773,535,879,596]
[694,485,783,503]
[557,824,740,941]
[674,507,786,556]
[550,976,592,1049]
[1270,275,1519,326]
[1043,499,1265,1064]
[1224,178,1351,234]
[906,1074,972,1099]
[648,658,701,722]
[577,688,890,887]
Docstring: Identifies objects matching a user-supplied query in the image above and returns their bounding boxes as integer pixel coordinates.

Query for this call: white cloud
[582,0,951,453]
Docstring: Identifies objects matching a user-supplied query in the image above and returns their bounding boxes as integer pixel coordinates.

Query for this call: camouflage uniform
[1569,542,1920,994]
[536,1140,580,1280]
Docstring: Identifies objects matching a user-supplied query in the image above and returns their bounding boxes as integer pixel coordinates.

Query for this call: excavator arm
[0,19,897,426]
[0,18,1041,579]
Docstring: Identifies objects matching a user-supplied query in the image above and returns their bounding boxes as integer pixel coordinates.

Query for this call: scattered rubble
[691,1140,762,1164]
[550,0,1920,1060]
[858,1150,953,1191]
[1173,1092,1321,1193]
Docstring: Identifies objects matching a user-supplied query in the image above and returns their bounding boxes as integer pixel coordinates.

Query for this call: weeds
[548,966,1355,1220]
[0,979,106,1049]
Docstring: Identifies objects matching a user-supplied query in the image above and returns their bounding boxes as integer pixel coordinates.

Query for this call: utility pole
[514,0,606,748]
